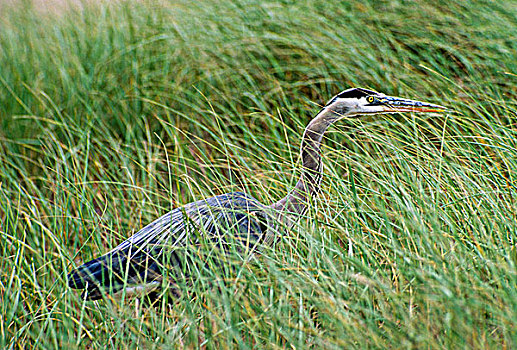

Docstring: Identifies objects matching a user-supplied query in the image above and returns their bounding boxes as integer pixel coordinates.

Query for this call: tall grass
[1,0,516,348]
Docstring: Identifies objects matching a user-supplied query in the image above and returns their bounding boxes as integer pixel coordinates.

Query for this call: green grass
[1,0,516,348]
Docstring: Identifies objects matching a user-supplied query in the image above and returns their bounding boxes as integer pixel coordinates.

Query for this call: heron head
[325,88,446,117]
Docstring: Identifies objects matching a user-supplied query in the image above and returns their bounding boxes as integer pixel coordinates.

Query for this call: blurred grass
[1,0,516,348]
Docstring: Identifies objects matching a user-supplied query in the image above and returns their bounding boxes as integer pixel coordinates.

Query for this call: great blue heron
[68,88,445,300]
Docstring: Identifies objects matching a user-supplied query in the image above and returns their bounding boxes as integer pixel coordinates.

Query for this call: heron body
[68,192,269,300]
[68,88,445,300]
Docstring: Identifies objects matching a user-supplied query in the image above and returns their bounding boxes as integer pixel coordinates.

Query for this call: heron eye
[367,96,376,103]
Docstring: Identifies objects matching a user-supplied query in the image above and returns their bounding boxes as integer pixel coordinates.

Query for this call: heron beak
[379,96,447,113]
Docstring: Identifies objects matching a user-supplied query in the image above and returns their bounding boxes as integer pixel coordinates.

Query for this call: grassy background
[1,0,516,348]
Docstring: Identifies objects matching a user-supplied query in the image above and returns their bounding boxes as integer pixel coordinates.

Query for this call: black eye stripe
[325,88,379,106]
[337,89,372,99]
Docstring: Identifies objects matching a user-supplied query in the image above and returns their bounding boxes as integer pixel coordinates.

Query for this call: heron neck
[270,107,339,219]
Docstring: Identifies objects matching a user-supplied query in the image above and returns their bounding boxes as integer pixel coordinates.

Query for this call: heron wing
[68,192,269,300]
